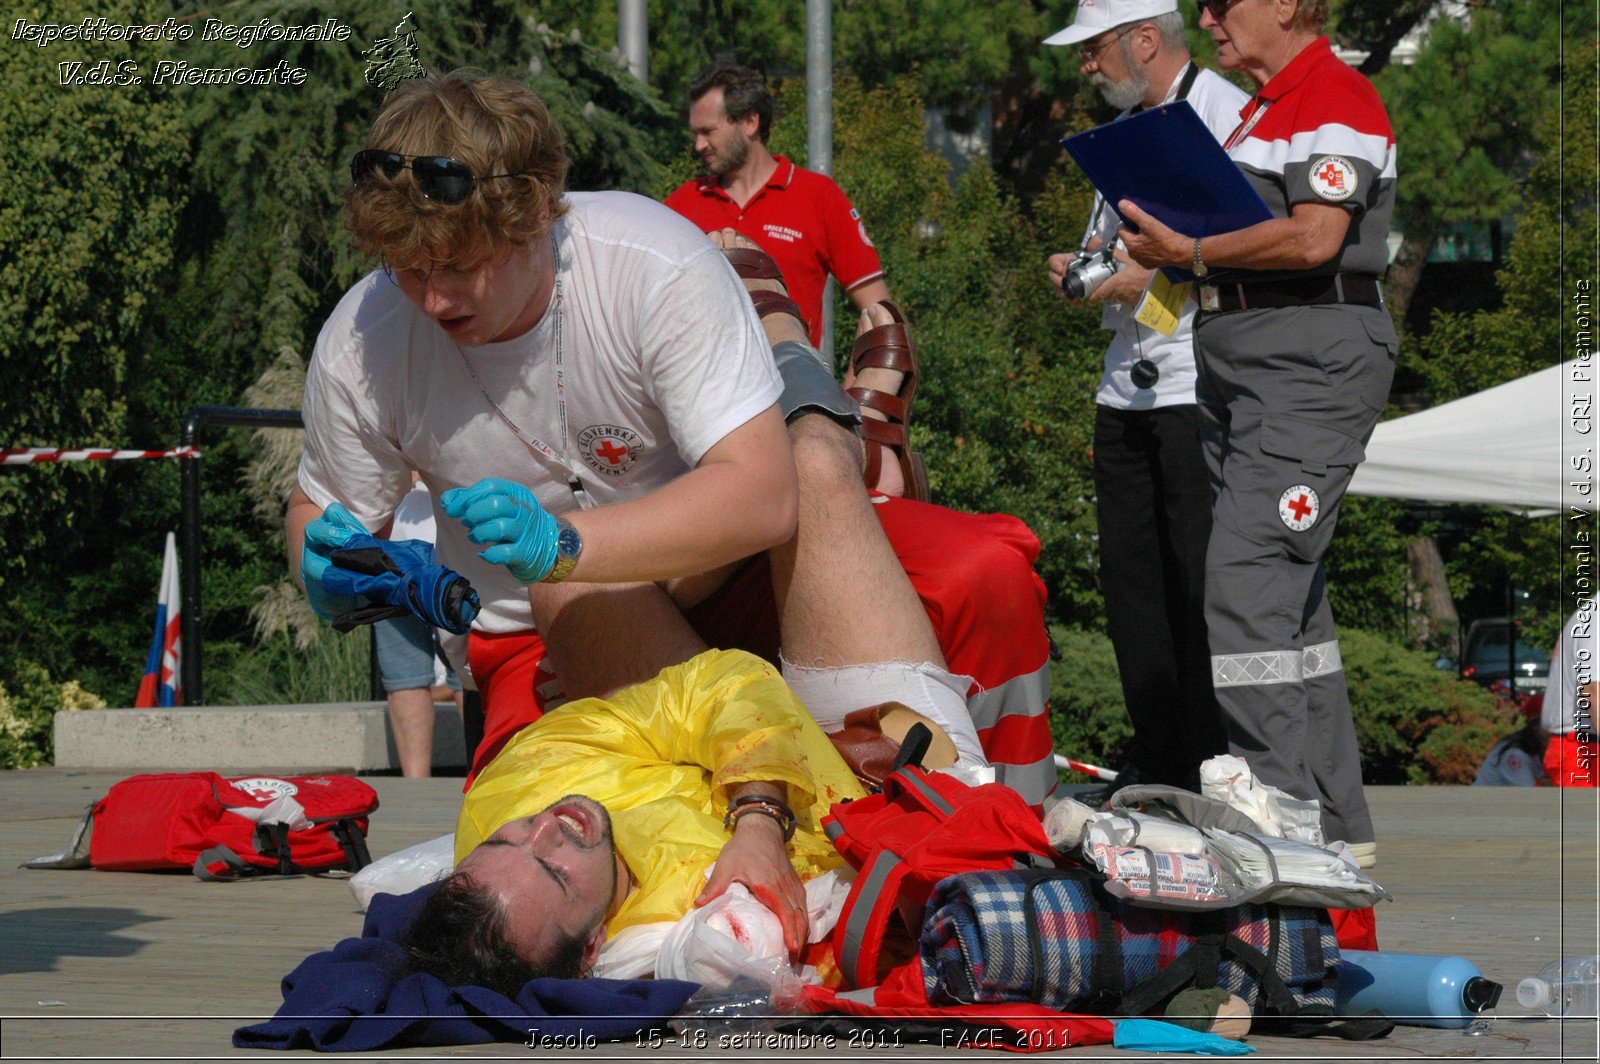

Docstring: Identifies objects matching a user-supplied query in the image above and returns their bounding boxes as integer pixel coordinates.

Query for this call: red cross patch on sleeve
[1310,155,1358,202]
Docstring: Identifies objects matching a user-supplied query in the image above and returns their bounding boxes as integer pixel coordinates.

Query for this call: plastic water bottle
[1517,956,1600,1019]
[1335,950,1503,1029]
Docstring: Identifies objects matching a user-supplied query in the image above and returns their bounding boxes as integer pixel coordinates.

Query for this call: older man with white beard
[1046,0,1248,797]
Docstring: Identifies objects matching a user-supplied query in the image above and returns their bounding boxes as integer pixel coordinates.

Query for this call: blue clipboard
[1062,101,1271,281]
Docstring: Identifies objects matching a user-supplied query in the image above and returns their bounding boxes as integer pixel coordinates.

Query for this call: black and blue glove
[300,503,478,633]
[320,534,480,634]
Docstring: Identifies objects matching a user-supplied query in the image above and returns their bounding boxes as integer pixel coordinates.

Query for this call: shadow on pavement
[0,907,162,975]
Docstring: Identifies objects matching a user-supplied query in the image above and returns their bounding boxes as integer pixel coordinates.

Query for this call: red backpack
[808,767,1116,1051]
[35,772,379,879]
[823,765,1059,990]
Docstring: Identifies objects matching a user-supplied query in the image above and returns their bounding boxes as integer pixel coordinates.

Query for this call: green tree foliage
[0,662,107,771]
[1330,0,1443,76]
[1047,624,1134,776]
[0,1,188,598]
[529,0,1038,111]
[1374,1,1565,330]
[1,0,686,710]
[1338,627,1512,785]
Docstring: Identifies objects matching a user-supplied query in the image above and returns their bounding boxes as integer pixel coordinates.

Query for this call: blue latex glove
[1113,1019,1255,1056]
[300,503,372,621]
[322,535,480,634]
[439,477,560,584]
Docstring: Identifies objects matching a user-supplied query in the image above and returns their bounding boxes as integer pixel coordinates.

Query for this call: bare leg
[773,414,945,668]
[386,688,436,778]
[702,230,943,669]
[527,580,708,700]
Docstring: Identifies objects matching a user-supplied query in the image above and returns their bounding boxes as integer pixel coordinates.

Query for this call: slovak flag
[135,532,182,708]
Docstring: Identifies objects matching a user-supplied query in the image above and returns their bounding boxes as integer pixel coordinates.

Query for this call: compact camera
[1063,247,1122,301]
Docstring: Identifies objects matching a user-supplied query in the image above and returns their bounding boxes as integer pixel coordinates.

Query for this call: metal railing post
[179,406,304,706]
[618,0,648,84]
[806,0,835,360]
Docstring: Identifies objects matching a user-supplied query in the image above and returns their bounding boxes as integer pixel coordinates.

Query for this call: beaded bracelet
[723,794,796,841]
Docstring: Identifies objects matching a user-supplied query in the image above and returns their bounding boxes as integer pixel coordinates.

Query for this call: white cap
[1043,0,1180,46]
[1516,978,1554,1009]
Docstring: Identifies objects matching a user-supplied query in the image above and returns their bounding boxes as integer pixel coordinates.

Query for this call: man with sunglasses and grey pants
[290,72,1061,836]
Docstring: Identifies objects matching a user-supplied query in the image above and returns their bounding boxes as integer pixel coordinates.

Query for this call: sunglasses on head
[1197,0,1242,17]
[350,149,526,205]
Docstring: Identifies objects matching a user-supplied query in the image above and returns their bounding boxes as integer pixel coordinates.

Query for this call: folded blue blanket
[233,882,699,1051]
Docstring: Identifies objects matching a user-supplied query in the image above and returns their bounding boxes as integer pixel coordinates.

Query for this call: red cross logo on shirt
[1287,493,1313,521]
[577,424,643,479]
[1316,162,1345,191]
[593,440,629,466]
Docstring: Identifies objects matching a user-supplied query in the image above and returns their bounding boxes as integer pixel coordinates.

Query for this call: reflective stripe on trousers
[1212,640,1343,687]
[967,660,1058,807]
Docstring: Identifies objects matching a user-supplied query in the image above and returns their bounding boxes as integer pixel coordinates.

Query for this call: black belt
[1197,274,1383,313]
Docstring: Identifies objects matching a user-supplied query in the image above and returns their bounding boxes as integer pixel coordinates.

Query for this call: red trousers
[1543,731,1599,788]
[467,495,1058,804]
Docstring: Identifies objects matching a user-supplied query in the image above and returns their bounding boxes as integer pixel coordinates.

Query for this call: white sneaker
[1347,841,1378,869]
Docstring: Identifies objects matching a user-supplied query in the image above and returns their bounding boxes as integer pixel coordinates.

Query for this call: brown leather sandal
[847,300,930,503]
[723,247,811,334]
[827,701,958,790]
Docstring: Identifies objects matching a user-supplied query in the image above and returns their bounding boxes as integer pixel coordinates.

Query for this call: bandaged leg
[781,655,988,770]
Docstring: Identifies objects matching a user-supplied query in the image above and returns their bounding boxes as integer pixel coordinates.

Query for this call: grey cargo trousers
[1193,300,1397,844]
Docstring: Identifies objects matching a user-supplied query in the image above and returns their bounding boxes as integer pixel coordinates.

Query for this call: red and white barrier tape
[1054,754,1120,782]
[2,447,199,465]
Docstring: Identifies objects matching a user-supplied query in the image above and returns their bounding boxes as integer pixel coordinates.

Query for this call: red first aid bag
[808,766,1116,1051]
[79,772,377,879]
[823,765,1060,990]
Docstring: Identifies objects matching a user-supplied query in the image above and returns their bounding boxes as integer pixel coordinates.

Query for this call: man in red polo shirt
[665,63,889,347]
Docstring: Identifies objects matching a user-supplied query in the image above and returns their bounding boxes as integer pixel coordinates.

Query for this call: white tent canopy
[1348,361,1587,515]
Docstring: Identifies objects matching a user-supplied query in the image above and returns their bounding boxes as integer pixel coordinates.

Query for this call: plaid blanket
[921,868,1337,1015]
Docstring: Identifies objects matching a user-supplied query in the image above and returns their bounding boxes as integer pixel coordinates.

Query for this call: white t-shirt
[299,191,783,633]
[1079,65,1251,410]
[389,484,436,542]
[1543,598,1597,736]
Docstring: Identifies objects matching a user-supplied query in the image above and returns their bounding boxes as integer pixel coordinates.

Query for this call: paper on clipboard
[1062,101,1272,281]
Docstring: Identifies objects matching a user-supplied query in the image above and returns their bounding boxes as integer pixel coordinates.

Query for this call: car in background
[1460,618,1550,692]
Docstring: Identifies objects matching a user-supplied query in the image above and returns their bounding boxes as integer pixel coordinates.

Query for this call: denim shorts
[374,614,461,693]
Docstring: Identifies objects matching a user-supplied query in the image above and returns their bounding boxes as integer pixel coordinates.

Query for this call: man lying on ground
[402,648,863,991]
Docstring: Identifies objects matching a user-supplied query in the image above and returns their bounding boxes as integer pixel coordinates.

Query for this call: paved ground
[1,771,1595,1061]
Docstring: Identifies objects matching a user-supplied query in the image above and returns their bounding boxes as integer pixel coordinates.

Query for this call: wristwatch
[542,516,583,583]
[1192,237,1209,278]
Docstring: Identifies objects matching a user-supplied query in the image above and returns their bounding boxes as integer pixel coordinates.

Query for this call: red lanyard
[1223,97,1272,152]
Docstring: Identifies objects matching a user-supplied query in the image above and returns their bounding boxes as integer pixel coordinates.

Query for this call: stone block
[53,701,466,773]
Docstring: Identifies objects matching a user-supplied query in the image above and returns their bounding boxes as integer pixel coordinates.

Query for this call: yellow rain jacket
[455,649,865,936]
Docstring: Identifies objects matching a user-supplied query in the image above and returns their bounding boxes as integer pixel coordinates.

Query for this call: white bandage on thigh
[779,655,990,769]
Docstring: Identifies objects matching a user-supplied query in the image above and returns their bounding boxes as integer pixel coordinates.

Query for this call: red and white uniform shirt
[1220,37,1397,284]
[665,156,883,345]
